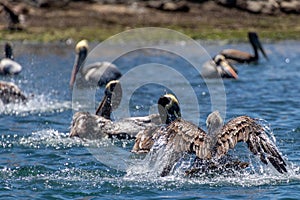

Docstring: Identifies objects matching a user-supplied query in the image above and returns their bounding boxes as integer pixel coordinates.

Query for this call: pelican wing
[159,118,209,176]
[131,126,162,154]
[165,119,211,159]
[82,62,122,87]
[0,81,27,104]
[69,112,111,140]
[214,116,287,173]
[220,49,252,63]
[70,112,160,140]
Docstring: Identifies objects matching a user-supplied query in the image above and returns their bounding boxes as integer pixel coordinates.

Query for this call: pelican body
[69,80,161,140]
[0,43,22,75]
[201,54,238,79]
[220,32,268,63]
[0,81,27,104]
[69,40,122,88]
[132,94,287,176]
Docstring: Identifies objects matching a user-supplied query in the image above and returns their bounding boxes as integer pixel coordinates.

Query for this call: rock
[280,0,300,14]
[146,1,190,12]
[217,0,281,15]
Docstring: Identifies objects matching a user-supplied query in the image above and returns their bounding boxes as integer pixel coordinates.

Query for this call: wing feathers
[215,116,287,173]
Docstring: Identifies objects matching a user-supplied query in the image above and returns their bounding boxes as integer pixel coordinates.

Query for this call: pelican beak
[250,32,268,61]
[69,47,88,88]
[257,41,268,61]
[95,80,122,118]
[220,60,238,79]
[5,43,14,60]
[95,93,109,117]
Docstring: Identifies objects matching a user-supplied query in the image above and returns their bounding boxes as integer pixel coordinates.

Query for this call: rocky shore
[0,0,299,42]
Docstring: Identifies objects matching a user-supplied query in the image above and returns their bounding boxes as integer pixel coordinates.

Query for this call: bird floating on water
[69,40,122,88]
[0,81,27,104]
[0,43,22,75]
[220,32,268,64]
[69,80,161,140]
[201,54,238,79]
[132,94,287,176]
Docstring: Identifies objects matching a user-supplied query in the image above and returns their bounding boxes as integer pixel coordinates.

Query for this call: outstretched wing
[214,116,287,173]
[159,118,210,176]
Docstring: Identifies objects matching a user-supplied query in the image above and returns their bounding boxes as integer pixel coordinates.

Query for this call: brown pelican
[201,54,238,79]
[220,32,268,63]
[69,80,161,140]
[69,40,122,88]
[0,81,27,104]
[132,94,287,176]
[0,43,22,75]
[132,93,181,153]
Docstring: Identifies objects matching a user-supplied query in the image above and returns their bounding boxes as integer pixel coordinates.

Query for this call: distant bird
[132,94,287,176]
[69,40,122,88]
[201,54,238,79]
[0,80,27,104]
[69,80,161,140]
[220,32,268,63]
[0,1,26,30]
[0,42,22,75]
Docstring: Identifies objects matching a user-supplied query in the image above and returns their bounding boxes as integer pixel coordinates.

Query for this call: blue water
[0,39,300,199]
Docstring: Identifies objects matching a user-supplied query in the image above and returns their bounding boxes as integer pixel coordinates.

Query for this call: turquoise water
[0,40,299,199]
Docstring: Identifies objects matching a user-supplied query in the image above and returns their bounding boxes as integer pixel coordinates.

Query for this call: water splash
[0,94,72,116]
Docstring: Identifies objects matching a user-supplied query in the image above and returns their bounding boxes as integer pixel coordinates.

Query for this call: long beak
[220,60,238,79]
[95,93,108,116]
[5,43,14,60]
[69,48,87,88]
[257,41,268,60]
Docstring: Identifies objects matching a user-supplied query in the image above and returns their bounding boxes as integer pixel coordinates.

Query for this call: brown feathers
[0,81,27,104]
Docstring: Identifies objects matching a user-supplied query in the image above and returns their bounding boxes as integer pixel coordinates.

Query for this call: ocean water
[0,39,299,199]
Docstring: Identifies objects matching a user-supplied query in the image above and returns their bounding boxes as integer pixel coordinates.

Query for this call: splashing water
[0,94,72,116]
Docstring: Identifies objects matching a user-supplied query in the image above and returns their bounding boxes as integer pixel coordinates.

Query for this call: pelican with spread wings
[132,94,287,176]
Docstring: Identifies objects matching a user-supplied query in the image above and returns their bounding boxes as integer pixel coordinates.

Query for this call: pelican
[132,94,287,176]
[69,40,122,88]
[132,93,181,153]
[201,54,238,79]
[0,43,22,75]
[69,80,161,140]
[220,32,268,63]
[0,81,27,104]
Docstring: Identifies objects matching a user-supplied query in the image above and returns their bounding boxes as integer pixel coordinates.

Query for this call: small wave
[0,94,72,116]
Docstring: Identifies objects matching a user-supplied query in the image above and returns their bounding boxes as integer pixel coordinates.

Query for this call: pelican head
[214,54,238,79]
[206,110,223,135]
[70,40,89,88]
[248,32,268,60]
[158,93,181,124]
[95,80,122,118]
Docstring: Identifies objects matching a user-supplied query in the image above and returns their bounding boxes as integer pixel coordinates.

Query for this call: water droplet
[285,58,290,63]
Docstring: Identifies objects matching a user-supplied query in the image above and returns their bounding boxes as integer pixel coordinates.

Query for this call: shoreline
[1,1,299,42]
